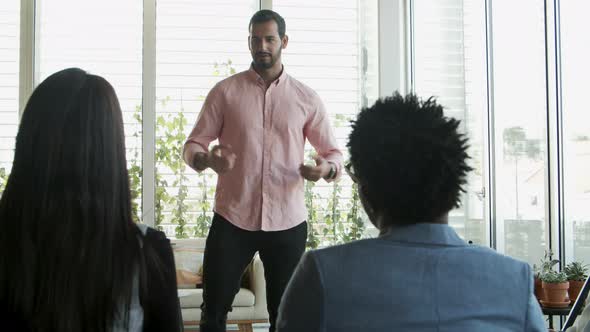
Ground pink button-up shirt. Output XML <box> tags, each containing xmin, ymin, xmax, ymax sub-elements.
<box><xmin>183</xmin><ymin>67</ymin><xmax>343</xmax><ymax>231</ymax></box>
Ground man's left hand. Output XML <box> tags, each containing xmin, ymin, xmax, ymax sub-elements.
<box><xmin>299</xmin><ymin>155</ymin><xmax>331</xmax><ymax>182</ymax></box>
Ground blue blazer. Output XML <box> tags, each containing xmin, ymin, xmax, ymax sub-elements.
<box><xmin>277</xmin><ymin>223</ymin><xmax>546</xmax><ymax>332</ymax></box>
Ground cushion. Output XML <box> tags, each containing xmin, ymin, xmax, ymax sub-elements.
<box><xmin>172</xmin><ymin>238</ymin><xmax>252</xmax><ymax>290</ymax></box>
<box><xmin>172</xmin><ymin>239</ymin><xmax>205</xmax><ymax>289</ymax></box>
<box><xmin>178</xmin><ymin>288</ymin><xmax>256</xmax><ymax>308</ymax></box>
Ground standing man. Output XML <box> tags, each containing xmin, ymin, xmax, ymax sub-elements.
<box><xmin>182</xmin><ymin>9</ymin><xmax>343</xmax><ymax>332</ymax></box>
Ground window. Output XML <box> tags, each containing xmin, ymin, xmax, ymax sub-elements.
<box><xmin>491</xmin><ymin>0</ymin><xmax>548</xmax><ymax>265</ymax></box>
<box><xmin>150</xmin><ymin>0</ymin><xmax>378</xmax><ymax>246</ymax></box>
<box><xmin>411</xmin><ymin>0</ymin><xmax>550</xmax><ymax>264</ymax></box>
<box><xmin>153</xmin><ymin>0</ymin><xmax>378</xmax><ymax>242</ymax></box>
<box><xmin>155</xmin><ymin>0</ymin><xmax>259</xmax><ymax>237</ymax></box>
<box><xmin>19</xmin><ymin>1</ymin><xmax>377</xmax><ymax>244</ymax></box>
<box><xmin>0</xmin><ymin>0</ymin><xmax>19</xmax><ymax>192</ymax></box>
<box><xmin>412</xmin><ymin>0</ymin><xmax>488</xmax><ymax>245</ymax></box>
<box><xmin>272</xmin><ymin>0</ymin><xmax>379</xmax><ymax>245</ymax></box>
<box><xmin>36</xmin><ymin>0</ymin><xmax>144</xmax><ymax>219</ymax></box>
<box><xmin>561</xmin><ymin>1</ymin><xmax>590</xmax><ymax>263</ymax></box>
<box><xmin>8</xmin><ymin>1</ymin><xmax>582</xmax><ymax>266</ymax></box>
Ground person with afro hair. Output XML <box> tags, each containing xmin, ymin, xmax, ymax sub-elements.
<box><xmin>276</xmin><ymin>92</ymin><xmax>546</xmax><ymax>332</ymax></box>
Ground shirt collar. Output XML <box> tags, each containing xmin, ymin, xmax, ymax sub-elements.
<box><xmin>248</xmin><ymin>64</ymin><xmax>287</xmax><ymax>87</ymax></box>
<box><xmin>379</xmin><ymin>223</ymin><xmax>468</xmax><ymax>247</ymax></box>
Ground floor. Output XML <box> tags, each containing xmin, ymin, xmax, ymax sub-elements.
<box><xmin>183</xmin><ymin>322</ymin><xmax>271</xmax><ymax>331</ymax></box>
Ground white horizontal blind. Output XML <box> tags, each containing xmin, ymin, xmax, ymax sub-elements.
<box><xmin>36</xmin><ymin>0</ymin><xmax>144</xmax><ymax>219</ymax></box>
<box><xmin>273</xmin><ymin>0</ymin><xmax>379</xmax><ymax>245</ymax></box>
<box><xmin>412</xmin><ymin>0</ymin><xmax>488</xmax><ymax>245</ymax></box>
<box><xmin>490</xmin><ymin>0</ymin><xmax>548</xmax><ymax>265</ymax></box>
<box><xmin>155</xmin><ymin>0</ymin><xmax>259</xmax><ymax>238</ymax></box>
<box><xmin>0</xmin><ymin>0</ymin><xmax>20</xmax><ymax>190</ymax></box>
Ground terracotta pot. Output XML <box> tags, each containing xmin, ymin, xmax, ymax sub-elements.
<box><xmin>542</xmin><ymin>281</ymin><xmax>570</xmax><ymax>303</ymax></box>
<box><xmin>535</xmin><ymin>278</ymin><xmax>546</xmax><ymax>302</ymax></box>
<box><xmin>568</xmin><ymin>280</ymin><xmax>585</xmax><ymax>303</ymax></box>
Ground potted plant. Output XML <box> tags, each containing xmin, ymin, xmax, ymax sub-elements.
<box><xmin>541</xmin><ymin>270</ymin><xmax>570</xmax><ymax>305</ymax></box>
<box><xmin>564</xmin><ymin>261</ymin><xmax>588</xmax><ymax>303</ymax></box>
<box><xmin>533</xmin><ymin>264</ymin><xmax>544</xmax><ymax>301</ymax></box>
<box><xmin>534</xmin><ymin>250</ymin><xmax>560</xmax><ymax>302</ymax></box>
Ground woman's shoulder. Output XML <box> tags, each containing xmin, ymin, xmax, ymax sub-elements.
<box><xmin>135</xmin><ymin>224</ymin><xmax>172</xmax><ymax>256</ymax></box>
<box><xmin>136</xmin><ymin>224</ymin><xmax>169</xmax><ymax>241</ymax></box>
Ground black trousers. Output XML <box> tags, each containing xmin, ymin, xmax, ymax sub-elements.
<box><xmin>200</xmin><ymin>213</ymin><xmax>307</xmax><ymax>332</ymax></box>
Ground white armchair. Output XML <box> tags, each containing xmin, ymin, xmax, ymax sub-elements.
<box><xmin>173</xmin><ymin>238</ymin><xmax>269</xmax><ymax>332</ymax></box>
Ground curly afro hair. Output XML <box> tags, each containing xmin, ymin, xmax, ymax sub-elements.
<box><xmin>347</xmin><ymin>92</ymin><xmax>472</xmax><ymax>226</ymax></box>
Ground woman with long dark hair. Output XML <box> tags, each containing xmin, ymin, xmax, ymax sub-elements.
<box><xmin>0</xmin><ymin>68</ymin><xmax>182</xmax><ymax>331</ymax></box>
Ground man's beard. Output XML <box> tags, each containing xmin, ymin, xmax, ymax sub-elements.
<box><xmin>253</xmin><ymin>49</ymin><xmax>281</xmax><ymax>69</ymax></box>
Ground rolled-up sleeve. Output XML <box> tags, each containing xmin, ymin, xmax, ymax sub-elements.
<box><xmin>183</xmin><ymin>83</ymin><xmax>224</xmax><ymax>165</ymax></box>
<box><xmin>304</xmin><ymin>97</ymin><xmax>343</xmax><ymax>182</ymax></box>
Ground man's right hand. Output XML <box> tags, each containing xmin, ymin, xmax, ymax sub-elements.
<box><xmin>205</xmin><ymin>144</ymin><xmax>236</xmax><ymax>174</ymax></box>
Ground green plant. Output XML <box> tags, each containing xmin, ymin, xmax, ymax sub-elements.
<box><xmin>304</xmin><ymin>178</ymin><xmax>321</xmax><ymax>249</ymax></box>
<box><xmin>533</xmin><ymin>249</ymin><xmax>560</xmax><ymax>279</ymax></box>
<box><xmin>0</xmin><ymin>167</ymin><xmax>8</xmax><ymax>196</ymax></box>
<box><xmin>128</xmin><ymin>105</ymin><xmax>172</xmax><ymax>229</ymax></box>
<box><xmin>193</xmin><ymin>173</ymin><xmax>214</xmax><ymax>238</ymax></box>
<box><xmin>540</xmin><ymin>270</ymin><xmax>568</xmax><ymax>284</ymax></box>
<box><xmin>303</xmin><ymin>156</ymin><xmax>367</xmax><ymax>247</ymax></box>
<box><xmin>342</xmin><ymin>182</ymin><xmax>365</xmax><ymax>242</ymax></box>
<box><xmin>156</xmin><ymin>98</ymin><xmax>191</xmax><ymax>238</ymax></box>
<box><xmin>213</xmin><ymin>59</ymin><xmax>237</xmax><ymax>77</ymax></box>
<box><xmin>128</xmin><ymin>105</ymin><xmax>143</xmax><ymax>223</ymax></box>
<box><xmin>323</xmin><ymin>180</ymin><xmax>344</xmax><ymax>244</ymax></box>
<box><xmin>565</xmin><ymin>262</ymin><xmax>588</xmax><ymax>281</ymax></box>
<box><xmin>324</xmin><ymin>180</ymin><xmax>368</xmax><ymax>245</ymax></box>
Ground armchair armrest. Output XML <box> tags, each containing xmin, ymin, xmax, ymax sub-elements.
<box><xmin>249</xmin><ymin>255</ymin><xmax>269</xmax><ymax>320</ymax></box>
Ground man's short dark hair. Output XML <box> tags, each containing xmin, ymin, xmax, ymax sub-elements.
<box><xmin>249</xmin><ymin>10</ymin><xmax>286</xmax><ymax>38</ymax></box>
<box><xmin>347</xmin><ymin>92</ymin><xmax>472</xmax><ymax>226</ymax></box>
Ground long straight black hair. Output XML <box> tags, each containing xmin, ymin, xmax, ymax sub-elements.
<box><xmin>0</xmin><ymin>68</ymin><xmax>143</xmax><ymax>331</ymax></box>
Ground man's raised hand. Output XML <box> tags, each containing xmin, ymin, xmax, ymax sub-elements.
<box><xmin>299</xmin><ymin>155</ymin><xmax>331</xmax><ymax>182</ymax></box>
<box><xmin>208</xmin><ymin>144</ymin><xmax>236</xmax><ymax>174</ymax></box>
